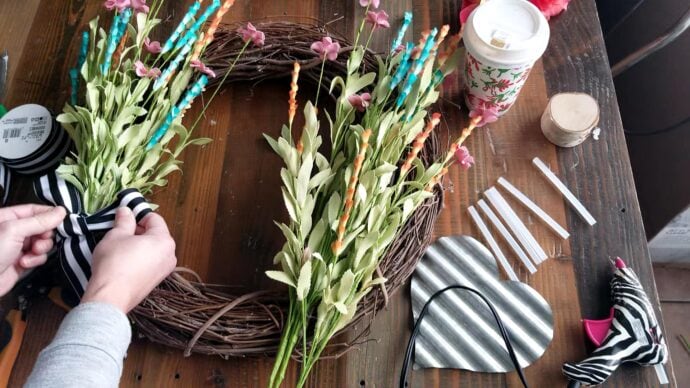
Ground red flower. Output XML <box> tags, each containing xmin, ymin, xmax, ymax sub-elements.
<box><xmin>530</xmin><ymin>0</ymin><xmax>570</xmax><ymax>20</ymax></box>
<box><xmin>496</xmin><ymin>79</ymin><xmax>511</xmax><ymax>91</ymax></box>
<box><xmin>459</xmin><ymin>0</ymin><xmax>480</xmax><ymax>24</ymax></box>
<box><xmin>469</xmin><ymin>106</ymin><xmax>499</xmax><ymax>127</ymax></box>
<box><xmin>134</xmin><ymin>60</ymin><xmax>160</xmax><ymax>79</ymax></box>
<box><xmin>455</xmin><ymin>146</ymin><xmax>475</xmax><ymax>170</ymax></box>
<box><xmin>365</xmin><ymin>10</ymin><xmax>390</xmax><ymax>29</ymax></box>
<box><xmin>190</xmin><ymin>60</ymin><xmax>216</xmax><ymax>78</ymax></box>
<box><xmin>237</xmin><ymin>22</ymin><xmax>266</xmax><ymax>47</ymax></box>
<box><xmin>143</xmin><ymin>38</ymin><xmax>161</xmax><ymax>54</ymax></box>
<box><xmin>462</xmin><ymin>0</ymin><xmax>570</xmax><ymax>23</ymax></box>
<box><xmin>311</xmin><ymin>37</ymin><xmax>341</xmax><ymax>61</ymax></box>
<box><xmin>104</xmin><ymin>0</ymin><xmax>129</xmax><ymax>12</ymax></box>
<box><xmin>130</xmin><ymin>0</ymin><xmax>149</xmax><ymax>14</ymax></box>
<box><xmin>347</xmin><ymin>93</ymin><xmax>372</xmax><ymax>112</ymax></box>
<box><xmin>359</xmin><ymin>0</ymin><xmax>380</xmax><ymax>8</ymax></box>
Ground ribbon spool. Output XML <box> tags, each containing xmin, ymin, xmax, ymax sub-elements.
<box><xmin>0</xmin><ymin>104</ymin><xmax>71</xmax><ymax>202</ymax></box>
<box><xmin>541</xmin><ymin>93</ymin><xmax>599</xmax><ymax>148</ymax></box>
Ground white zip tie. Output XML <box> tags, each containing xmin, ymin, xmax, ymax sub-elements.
<box><xmin>497</xmin><ymin>177</ymin><xmax>570</xmax><ymax>240</ymax></box>
<box><xmin>532</xmin><ymin>157</ymin><xmax>597</xmax><ymax>226</ymax></box>
<box><xmin>485</xmin><ymin>187</ymin><xmax>549</xmax><ymax>264</ymax></box>
<box><xmin>468</xmin><ymin>205</ymin><xmax>520</xmax><ymax>281</ymax></box>
<box><xmin>477</xmin><ymin>200</ymin><xmax>537</xmax><ymax>274</ymax></box>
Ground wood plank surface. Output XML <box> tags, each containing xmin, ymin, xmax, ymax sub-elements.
<box><xmin>0</xmin><ymin>0</ymin><xmax>676</xmax><ymax>387</ymax></box>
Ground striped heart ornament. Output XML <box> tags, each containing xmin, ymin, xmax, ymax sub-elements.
<box><xmin>411</xmin><ymin>235</ymin><xmax>554</xmax><ymax>372</ymax></box>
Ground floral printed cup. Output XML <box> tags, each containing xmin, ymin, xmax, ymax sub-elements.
<box><xmin>463</xmin><ymin>0</ymin><xmax>550</xmax><ymax>115</ymax></box>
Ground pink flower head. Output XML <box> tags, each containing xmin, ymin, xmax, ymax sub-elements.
<box><xmin>130</xmin><ymin>0</ymin><xmax>149</xmax><ymax>13</ymax></box>
<box><xmin>366</xmin><ymin>10</ymin><xmax>390</xmax><ymax>29</ymax></box>
<box><xmin>459</xmin><ymin>0</ymin><xmax>480</xmax><ymax>23</ymax></box>
<box><xmin>134</xmin><ymin>60</ymin><xmax>161</xmax><ymax>79</ymax></box>
<box><xmin>190</xmin><ymin>60</ymin><xmax>216</xmax><ymax>78</ymax></box>
<box><xmin>455</xmin><ymin>146</ymin><xmax>475</xmax><ymax>170</ymax></box>
<box><xmin>143</xmin><ymin>38</ymin><xmax>161</xmax><ymax>54</ymax></box>
<box><xmin>469</xmin><ymin>106</ymin><xmax>499</xmax><ymax>127</ymax></box>
<box><xmin>237</xmin><ymin>22</ymin><xmax>266</xmax><ymax>47</ymax></box>
<box><xmin>311</xmin><ymin>36</ymin><xmax>341</xmax><ymax>61</ymax></box>
<box><xmin>104</xmin><ymin>0</ymin><xmax>130</xmax><ymax>12</ymax></box>
<box><xmin>347</xmin><ymin>93</ymin><xmax>372</xmax><ymax>112</ymax></box>
<box><xmin>530</xmin><ymin>0</ymin><xmax>570</xmax><ymax>20</ymax></box>
<box><xmin>359</xmin><ymin>0</ymin><xmax>380</xmax><ymax>8</ymax></box>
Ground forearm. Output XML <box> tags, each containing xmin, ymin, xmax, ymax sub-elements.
<box><xmin>25</xmin><ymin>302</ymin><xmax>132</xmax><ymax>388</ymax></box>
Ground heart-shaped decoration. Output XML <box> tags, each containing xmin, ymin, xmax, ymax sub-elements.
<box><xmin>411</xmin><ymin>235</ymin><xmax>554</xmax><ymax>372</ymax></box>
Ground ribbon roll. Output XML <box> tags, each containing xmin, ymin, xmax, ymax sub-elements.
<box><xmin>0</xmin><ymin>104</ymin><xmax>72</xmax><ymax>205</ymax></box>
<box><xmin>34</xmin><ymin>173</ymin><xmax>152</xmax><ymax>296</ymax></box>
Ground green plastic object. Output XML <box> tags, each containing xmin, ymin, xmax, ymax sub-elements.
<box><xmin>0</xmin><ymin>105</ymin><xmax>6</xmax><ymax>118</ymax></box>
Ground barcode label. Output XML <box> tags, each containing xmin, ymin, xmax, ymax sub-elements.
<box><xmin>631</xmin><ymin>319</ymin><xmax>649</xmax><ymax>345</ymax></box>
<box><xmin>3</xmin><ymin>129</ymin><xmax>21</xmax><ymax>139</ymax></box>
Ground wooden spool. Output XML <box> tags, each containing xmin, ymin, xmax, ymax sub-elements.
<box><xmin>541</xmin><ymin>92</ymin><xmax>600</xmax><ymax>147</ymax></box>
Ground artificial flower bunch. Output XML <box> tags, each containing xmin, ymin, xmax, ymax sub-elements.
<box><xmin>265</xmin><ymin>2</ymin><xmax>482</xmax><ymax>386</ymax></box>
<box><xmin>57</xmin><ymin>0</ymin><xmax>261</xmax><ymax>213</ymax></box>
<box><xmin>460</xmin><ymin>0</ymin><xmax>571</xmax><ymax>22</ymax></box>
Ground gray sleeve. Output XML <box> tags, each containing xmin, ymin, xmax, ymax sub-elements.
<box><xmin>24</xmin><ymin>302</ymin><xmax>132</xmax><ymax>388</ymax></box>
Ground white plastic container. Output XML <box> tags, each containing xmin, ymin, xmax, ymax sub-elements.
<box><xmin>463</xmin><ymin>0</ymin><xmax>550</xmax><ymax>115</ymax></box>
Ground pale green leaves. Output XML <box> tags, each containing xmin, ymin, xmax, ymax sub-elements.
<box><xmin>296</xmin><ymin>260</ymin><xmax>312</xmax><ymax>301</ymax></box>
<box><xmin>266</xmin><ymin>270</ymin><xmax>296</xmax><ymax>288</ymax></box>
<box><xmin>57</xmin><ymin>13</ymin><xmax>214</xmax><ymax>213</ymax></box>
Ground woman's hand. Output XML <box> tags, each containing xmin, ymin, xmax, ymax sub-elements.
<box><xmin>0</xmin><ymin>205</ymin><xmax>66</xmax><ymax>296</ymax></box>
<box><xmin>82</xmin><ymin>207</ymin><xmax>177</xmax><ymax>313</ymax></box>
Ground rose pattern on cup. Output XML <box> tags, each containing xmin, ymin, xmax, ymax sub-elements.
<box><xmin>464</xmin><ymin>51</ymin><xmax>533</xmax><ymax>114</ymax></box>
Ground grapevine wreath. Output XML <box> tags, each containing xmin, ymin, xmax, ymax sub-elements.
<box><xmin>129</xmin><ymin>21</ymin><xmax>445</xmax><ymax>359</ymax></box>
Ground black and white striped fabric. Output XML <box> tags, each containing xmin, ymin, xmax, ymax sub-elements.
<box><xmin>562</xmin><ymin>262</ymin><xmax>669</xmax><ymax>385</ymax></box>
<box><xmin>411</xmin><ymin>236</ymin><xmax>554</xmax><ymax>372</ymax></box>
<box><xmin>34</xmin><ymin>173</ymin><xmax>152</xmax><ymax>296</ymax></box>
<box><xmin>0</xmin><ymin>104</ymin><xmax>72</xmax><ymax>205</ymax></box>
<box><xmin>0</xmin><ymin>163</ymin><xmax>9</xmax><ymax>204</ymax></box>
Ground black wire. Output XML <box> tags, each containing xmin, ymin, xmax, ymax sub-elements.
<box><xmin>399</xmin><ymin>285</ymin><xmax>529</xmax><ymax>388</ymax></box>
<box><xmin>624</xmin><ymin>114</ymin><xmax>690</xmax><ymax>136</ymax></box>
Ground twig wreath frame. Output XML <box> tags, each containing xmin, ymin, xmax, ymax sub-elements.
<box><xmin>130</xmin><ymin>21</ymin><xmax>444</xmax><ymax>359</ymax></box>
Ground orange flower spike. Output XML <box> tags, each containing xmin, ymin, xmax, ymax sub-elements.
<box><xmin>112</xmin><ymin>30</ymin><xmax>129</xmax><ymax>69</ymax></box>
<box><xmin>332</xmin><ymin>129</ymin><xmax>372</xmax><ymax>255</ymax></box>
<box><xmin>401</xmin><ymin>113</ymin><xmax>442</xmax><ymax>175</ymax></box>
<box><xmin>288</xmin><ymin>62</ymin><xmax>300</xmax><ymax>128</ymax></box>
<box><xmin>438</xmin><ymin>32</ymin><xmax>462</xmax><ymax>67</ymax></box>
<box><xmin>443</xmin><ymin>115</ymin><xmax>481</xmax><ymax>162</ymax></box>
<box><xmin>191</xmin><ymin>0</ymin><xmax>236</xmax><ymax>61</ymax></box>
<box><xmin>433</xmin><ymin>25</ymin><xmax>450</xmax><ymax>53</ymax></box>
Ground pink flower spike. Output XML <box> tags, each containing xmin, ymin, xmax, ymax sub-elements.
<box><xmin>130</xmin><ymin>0</ymin><xmax>149</xmax><ymax>13</ymax></box>
<box><xmin>237</xmin><ymin>22</ymin><xmax>266</xmax><ymax>47</ymax></box>
<box><xmin>104</xmin><ymin>0</ymin><xmax>130</xmax><ymax>12</ymax></box>
<box><xmin>190</xmin><ymin>60</ymin><xmax>216</xmax><ymax>78</ymax></box>
<box><xmin>347</xmin><ymin>93</ymin><xmax>372</xmax><ymax>112</ymax></box>
<box><xmin>366</xmin><ymin>10</ymin><xmax>390</xmax><ymax>29</ymax></box>
<box><xmin>455</xmin><ymin>146</ymin><xmax>475</xmax><ymax>170</ymax></box>
<box><xmin>469</xmin><ymin>106</ymin><xmax>499</xmax><ymax>127</ymax></box>
<box><xmin>134</xmin><ymin>60</ymin><xmax>160</xmax><ymax>79</ymax></box>
<box><xmin>359</xmin><ymin>0</ymin><xmax>380</xmax><ymax>8</ymax></box>
<box><xmin>144</xmin><ymin>38</ymin><xmax>161</xmax><ymax>54</ymax></box>
<box><xmin>310</xmin><ymin>36</ymin><xmax>341</xmax><ymax>61</ymax></box>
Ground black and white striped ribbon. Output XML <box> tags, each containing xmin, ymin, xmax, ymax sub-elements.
<box><xmin>34</xmin><ymin>172</ymin><xmax>152</xmax><ymax>296</ymax></box>
<box><xmin>0</xmin><ymin>105</ymin><xmax>72</xmax><ymax>205</ymax></box>
<box><xmin>0</xmin><ymin>163</ymin><xmax>9</xmax><ymax>204</ymax></box>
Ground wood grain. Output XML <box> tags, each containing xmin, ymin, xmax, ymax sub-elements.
<box><xmin>0</xmin><ymin>0</ymin><xmax>676</xmax><ymax>387</ymax></box>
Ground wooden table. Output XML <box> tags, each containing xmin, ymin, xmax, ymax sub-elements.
<box><xmin>0</xmin><ymin>0</ymin><xmax>676</xmax><ymax>387</ymax></box>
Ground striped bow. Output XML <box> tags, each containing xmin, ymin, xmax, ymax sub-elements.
<box><xmin>34</xmin><ymin>173</ymin><xmax>152</xmax><ymax>296</ymax></box>
<box><xmin>0</xmin><ymin>164</ymin><xmax>9</xmax><ymax>204</ymax></box>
